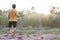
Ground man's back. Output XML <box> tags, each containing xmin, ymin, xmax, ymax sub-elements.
<box><xmin>9</xmin><ymin>9</ymin><xmax>18</xmax><ymax>21</ymax></box>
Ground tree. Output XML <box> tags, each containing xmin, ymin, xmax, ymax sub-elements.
<box><xmin>0</xmin><ymin>10</ymin><xmax>2</xmax><ymax>16</ymax></box>
<box><xmin>19</xmin><ymin>11</ymin><xmax>24</xmax><ymax>17</ymax></box>
<box><xmin>31</xmin><ymin>6</ymin><xmax>35</xmax><ymax>13</ymax></box>
<box><xmin>0</xmin><ymin>10</ymin><xmax>2</xmax><ymax>12</ymax></box>
<box><xmin>26</xmin><ymin>10</ymin><xmax>31</xmax><ymax>15</ymax></box>
<box><xmin>50</xmin><ymin>6</ymin><xmax>56</xmax><ymax>14</ymax></box>
<box><xmin>56</xmin><ymin>7</ymin><xmax>60</xmax><ymax>15</ymax></box>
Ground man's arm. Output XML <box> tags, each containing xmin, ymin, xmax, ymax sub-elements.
<box><xmin>16</xmin><ymin>11</ymin><xmax>24</xmax><ymax>17</ymax></box>
<box><xmin>16</xmin><ymin>12</ymin><xmax>20</xmax><ymax>17</ymax></box>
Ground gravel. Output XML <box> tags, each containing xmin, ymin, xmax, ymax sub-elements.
<box><xmin>0</xmin><ymin>33</ymin><xmax>60</xmax><ymax>40</ymax></box>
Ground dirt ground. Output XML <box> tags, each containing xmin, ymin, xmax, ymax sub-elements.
<box><xmin>0</xmin><ymin>33</ymin><xmax>60</xmax><ymax>40</ymax></box>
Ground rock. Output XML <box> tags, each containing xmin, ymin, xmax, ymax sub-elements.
<box><xmin>17</xmin><ymin>37</ymin><xmax>23</xmax><ymax>40</ymax></box>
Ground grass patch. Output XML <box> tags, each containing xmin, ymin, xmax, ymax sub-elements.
<box><xmin>16</xmin><ymin>27</ymin><xmax>60</xmax><ymax>34</ymax></box>
<box><xmin>0</xmin><ymin>26</ymin><xmax>60</xmax><ymax>34</ymax></box>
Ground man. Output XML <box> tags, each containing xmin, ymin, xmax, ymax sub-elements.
<box><xmin>8</xmin><ymin>4</ymin><xmax>19</xmax><ymax>35</ymax></box>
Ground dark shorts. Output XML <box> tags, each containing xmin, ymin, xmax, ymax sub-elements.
<box><xmin>8</xmin><ymin>21</ymin><xmax>17</xmax><ymax>28</ymax></box>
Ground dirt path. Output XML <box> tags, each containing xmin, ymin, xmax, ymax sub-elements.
<box><xmin>0</xmin><ymin>33</ymin><xmax>60</xmax><ymax>40</ymax></box>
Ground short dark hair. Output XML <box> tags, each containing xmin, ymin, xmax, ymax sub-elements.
<box><xmin>12</xmin><ymin>4</ymin><xmax>16</xmax><ymax>9</ymax></box>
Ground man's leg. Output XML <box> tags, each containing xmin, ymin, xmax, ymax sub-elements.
<box><xmin>12</xmin><ymin>22</ymin><xmax>17</xmax><ymax>35</ymax></box>
<box><xmin>12</xmin><ymin>28</ymin><xmax>16</xmax><ymax>35</ymax></box>
<box><xmin>8</xmin><ymin>21</ymin><xmax>12</xmax><ymax>34</ymax></box>
<box><xmin>5</xmin><ymin>22</ymin><xmax>12</xmax><ymax>37</ymax></box>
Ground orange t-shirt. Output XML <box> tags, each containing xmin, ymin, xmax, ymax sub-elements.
<box><xmin>8</xmin><ymin>9</ymin><xmax>18</xmax><ymax>21</ymax></box>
